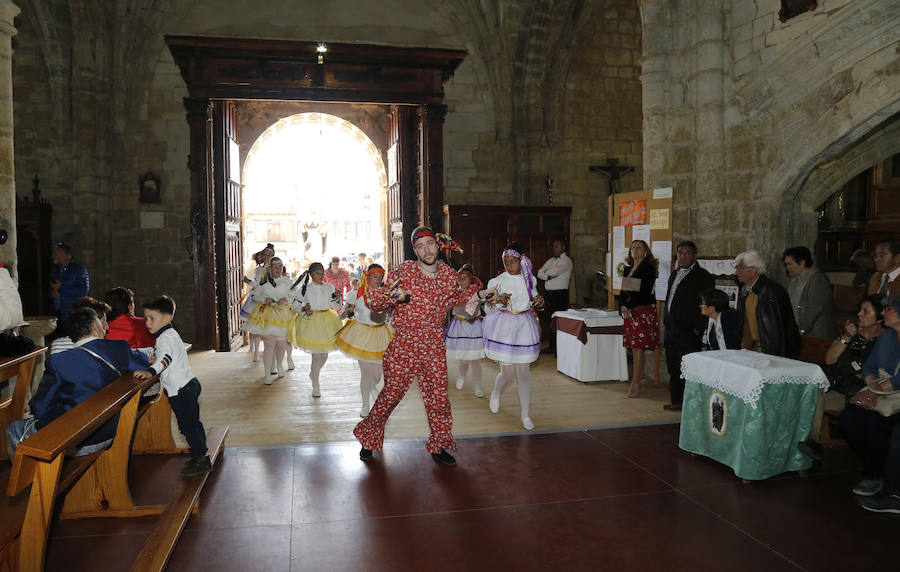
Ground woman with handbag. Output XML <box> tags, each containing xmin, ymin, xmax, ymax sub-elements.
<box><xmin>840</xmin><ymin>293</ymin><xmax>900</xmax><ymax>498</ymax></box>
<box><xmin>619</xmin><ymin>240</ymin><xmax>658</xmax><ymax>398</ymax></box>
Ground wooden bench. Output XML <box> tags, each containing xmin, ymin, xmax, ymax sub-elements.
<box><xmin>131</xmin><ymin>426</ymin><xmax>228</xmax><ymax>572</ymax></box>
<box><xmin>0</xmin><ymin>347</ymin><xmax>48</xmax><ymax>461</ymax></box>
<box><xmin>0</xmin><ymin>373</ymin><xmax>153</xmax><ymax>571</ymax></box>
<box><xmin>797</xmin><ymin>335</ymin><xmax>844</xmax><ymax>447</ymax></box>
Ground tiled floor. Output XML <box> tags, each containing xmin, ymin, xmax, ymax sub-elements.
<box><xmin>44</xmin><ymin>424</ymin><xmax>894</xmax><ymax>571</ymax></box>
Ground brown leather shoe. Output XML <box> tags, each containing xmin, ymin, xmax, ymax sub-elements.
<box><xmin>663</xmin><ymin>403</ymin><xmax>682</xmax><ymax>411</ymax></box>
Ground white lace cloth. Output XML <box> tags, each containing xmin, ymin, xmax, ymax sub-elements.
<box><xmin>552</xmin><ymin>308</ymin><xmax>622</xmax><ymax>327</ymax></box>
<box><xmin>681</xmin><ymin>349</ymin><xmax>829</xmax><ymax>409</ymax></box>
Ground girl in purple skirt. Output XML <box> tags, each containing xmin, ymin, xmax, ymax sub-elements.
<box><xmin>479</xmin><ymin>243</ymin><xmax>545</xmax><ymax>430</ymax></box>
<box><xmin>445</xmin><ymin>264</ymin><xmax>486</xmax><ymax>397</ymax></box>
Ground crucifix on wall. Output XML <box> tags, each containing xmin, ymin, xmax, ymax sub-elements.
<box><xmin>589</xmin><ymin>158</ymin><xmax>635</xmax><ymax>196</ymax></box>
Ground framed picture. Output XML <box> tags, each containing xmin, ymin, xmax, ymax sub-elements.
<box><xmin>139</xmin><ymin>171</ymin><xmax>161</xmax><ymax>203</ymax></box>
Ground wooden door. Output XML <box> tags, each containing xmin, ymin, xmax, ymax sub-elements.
<box><xmin>213</xmin><ymin>100</ymin><xmax>244</xmax><ymax>351</ymax></box>
<box><xmin>387</xmin><ymin>106</ymin><xmax>419</xmax><ymax>269</ymax></box>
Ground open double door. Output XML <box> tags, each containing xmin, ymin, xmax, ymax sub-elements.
<box><xmin>168</xmin><ymin>36</ymin><xmax>464</xmax><ymax>350</ymax></box>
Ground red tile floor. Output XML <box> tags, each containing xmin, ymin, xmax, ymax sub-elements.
<box><xmin>38</xmin><ymin>423</ymin><xmax>893</xmax><ymax>571</ymax></box>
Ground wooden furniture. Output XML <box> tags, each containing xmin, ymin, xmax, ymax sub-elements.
<box><xmin>131</xmin><ymin>426</ymin><xmax>227</xmax><ymax>572</ymax></box>
<box><xmin>796</xmin><ymin>334</ymin><xmax>846</xmax><ymax>448</ymax></box>
<box><xmin>0</xmin><ymin>347</ymin><xmax>47</xmax><ymax>461</ymax></box>
<box><xmin>0</xmin><ymin>371</ymin><xmax>228</xmax><ymax>571</ymax></box>
<box><xmin>442</xmin><ymin>205</ymin><xmax>571</xmax><ymax>281</ymax></box>
<box><xmin>14</xmin><ymin>187</ymin><xmax>53</xmax><ymax>317</ymax></box>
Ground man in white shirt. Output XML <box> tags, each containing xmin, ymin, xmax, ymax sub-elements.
<box><xmin>537</xmin><ymin>238</ymin><xmax>573</xmax><ymax>355</ymax></box>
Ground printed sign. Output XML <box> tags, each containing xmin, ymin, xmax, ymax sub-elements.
<box><xmin>619</xmin><ymin>200</ymin><xmax>647</xmax><ymax>226</ymax></box>
<box><xmin>650</xmin><ymin>209</ymin><xmax>669</xmax><ymax>230</ymax></box>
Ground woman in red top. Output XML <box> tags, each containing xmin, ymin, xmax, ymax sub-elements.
<box><xmin>104</xmin><ymin>287</ymin><xmax>155</xmax><ymax>348</ymax></box>
<box><xmin>323</xmin><ymin>256</ymin><xmax>351</xmax><ymax>295</ymax></box>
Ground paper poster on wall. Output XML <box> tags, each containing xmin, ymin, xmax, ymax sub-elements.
<box><xmin>651</xmin><ymin>240</ymin><xmax>672</xmax><ymax>301</ymax></box>
<box><xmin>619</xmin><ymin>200</ymin><xmax>647</xmax><ymax>226</ymax></box>
<box><xmin>653</xmin><ymin>187</ymin><xmax>673</xmax><ymax>199</ymax></box>
<box><xmin>650</xmin><ymin>209</ymin><xmax>669</xmax><ymax>230</ymax></box>
<box><xmin>716</xmin><ymin>285</ymin><xmax>739</xmax><ymax>309</ymax></box>
<box><xmin>612</xmin><ymin>248</ymin><xmax>629</xmax><ymax>291</ymax></box>
<box><xmin>612</xmin><ymin>225</ymin><xmax>625</xmax><ymax>250</ymax></box>
<box><xmin>632</xmin><ymin>224</ymin><xmax>651</xmax><ymax>246</ymax></box>
<box><xmin>698</xmin><ymin>259</ymin><xmax>736</xmax><ymax>276</ymax></box>
<box><xmin>606</xmin><ymin>251</ymin><xmax>611</xmax><ymax>276</ymax></box>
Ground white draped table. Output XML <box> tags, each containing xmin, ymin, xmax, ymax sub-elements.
<box><xmin>552</xmin><ymin>309</ymin><xmax>628</xmax><ymax>382</ymax></box>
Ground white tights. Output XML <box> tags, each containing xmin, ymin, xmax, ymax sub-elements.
<box><xmin>310</xmin><ymin>353</ymin><xmax>329</xmax><ymax>388</ymax></box>
<box><xmin>262</xmin><ymin>336</ymin><xmax>287</xmax><ymax>377</ymax></box>
<box><xmin>249</xmin><ymin>333</ymin><xmax>261</xmax><ymax>358</ymax></box>
<box><xmin>493</xmin><ymin>363</ymin><xmax>532</xmax><ymax>420</ymax></box>
<box><xmin>458</xmin><ymin>359</ymin><xmax>483</xmax><ymax>393</ymax></box>
<box><xmin>358</xmin><ymin>361</ymin><xmax>383</xmax><ymax>413</ymax></box>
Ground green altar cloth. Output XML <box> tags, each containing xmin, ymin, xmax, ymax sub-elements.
<box><xmin>679</xmin><ymin>380</ymin><xmax>819</xmax><ymax>480</ymax></box>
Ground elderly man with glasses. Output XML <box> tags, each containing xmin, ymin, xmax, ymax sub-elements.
<box><xmin>734</xmin><ymin>250</ymin><xmax>801</xmax><ymax>357</ymax></box>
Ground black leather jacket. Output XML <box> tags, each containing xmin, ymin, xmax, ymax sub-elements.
<box><xmin>740</xmin><ymin>274</ymin><xmax>801</xmax><ymax>357</ymax></box>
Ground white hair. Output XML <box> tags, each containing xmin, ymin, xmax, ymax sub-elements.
<box><xmin>735</xmin><ymin>250</ymin><xmax>767</xmax><ymax>274</ymax></box>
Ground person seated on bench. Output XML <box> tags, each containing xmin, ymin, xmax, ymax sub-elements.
<box><xmin>49</xmin><ymin>296</ymin><xmax>112</xmax><ymax>356</ymax></box>
<box><xmin>133</xmin><ymin>296</ymin><xmax>212</xmax><ymax>477</ymax></box>
<box><xmin>798</xmin><ymin>294</ymin><xmax>885</xmax><ymax>460</ymax></box>
<box><xmin>699</xmin><ymin>288</ymin><xmax>741</xmax><ymax>350</ymax></box>
<box><xmin>6</xmin><ymin>307</ymin><xmax>149</xmax><ymax>457</ymax></box>
<box><xmin>104</xmin><ymin>286</ymin><xmax>155</xmax><ymax>349</ymax></box>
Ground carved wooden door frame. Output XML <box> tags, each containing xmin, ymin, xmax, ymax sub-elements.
<box><xmin>167</xmin><ymin>36</ymin><xmax>464</xmax><ymax>349</ymax></box>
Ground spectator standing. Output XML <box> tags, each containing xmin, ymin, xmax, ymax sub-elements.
<box><xmin>323</xmin><ymin>256</ymin><xmax>351</xmax><ymax>295</ymax></box>
<box><xmin>49</xmin><ymin>242</ymin><xmax>89</xmax><ymax>320</ymax></box>
<box><xmin>734</xmin><ymin>250</ymin><xmax>801</xmax><ymax>357</ymax></box>
<box><xmin>619</xmin><ymin>240</ymin><xmax>658</xmax><ymax>398</ymax></box>
<box><xmin>868</xmin><ymin>239</ymin><xmax>900</xmax><ymax>296</ymax></box>
<box><xmin>663</xmin><ymin>241</ymin><xmax>714</xmax><ymax>410</ymax></box>
<box><xmin>782</xmin><ymin>245</ymin><xmax>836</xmax><ymax>338</ymax></box>
<box><xmin>536</xmin><ymin>238</ymin><xmax>573</xmax><ymax>355</ymax></box>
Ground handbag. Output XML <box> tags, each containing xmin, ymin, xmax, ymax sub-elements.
<box><xmin>621</xmin><ymin>277</ymin><xmax>642</xmax><ymax>292</ymax></box>
<box><xmin>850</xmin><ymin>364</ymin><xmax>900</xmax><ymax>417</ymax></box>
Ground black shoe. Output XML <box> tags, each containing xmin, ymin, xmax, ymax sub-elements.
<box><xmin>431</xmin><ymin>449</ymin><xmax>456</xmax><ymax>466</ymax></box>
<box><xmin>797</xmin><ymin>439</ymin><xmax>824</xmax><ymax>461</ymax></box>
<box><xmin>359</xmin><ymin>448</ymin><xmax>373</xmax><ymax>462</ymax></box>
<box><xmin>181</xmin><ymin>455</ymin><xmax>213</xmax><ymax>477</ymax></box>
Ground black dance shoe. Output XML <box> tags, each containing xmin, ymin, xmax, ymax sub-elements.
<box><xmin>359</xmin><ymin>448</ymin><xmax>374</xmax><ymax>462</ymax></box>
<box><xmin>430</xmin><ymin>449</ymin><xmax>456</xmax><ymax>466</ymax></box>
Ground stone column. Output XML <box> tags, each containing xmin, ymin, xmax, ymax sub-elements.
<box><xmin>640</xmin><ymin>0</ymin><xmax>674</xmax><ymax>188</ymax></box>
<box><xmin>0</xmin><ymin>1</ymin><xmax>19</xmax><ymax>278</ymax></box>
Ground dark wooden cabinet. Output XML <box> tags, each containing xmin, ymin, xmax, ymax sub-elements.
<box><xmin>15</xmin><ymin>190</ymin><xmax>53</xmax><ymax>316</ymax></box>
<box><xmin>442</xmin><ymin>204</ymin><xmax>571</xmax><ymax>282</ymax></box>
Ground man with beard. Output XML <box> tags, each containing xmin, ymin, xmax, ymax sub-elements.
<box><xmin>353</xmin><ymin>227</ymin><xmax>479</xmax><ymax>465</ymax></box>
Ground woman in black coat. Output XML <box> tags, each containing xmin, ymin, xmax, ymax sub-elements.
<box><xmin>619</xmin><ymin>240</ymin><xmax>658</xmax><ymax>397</ymax></box>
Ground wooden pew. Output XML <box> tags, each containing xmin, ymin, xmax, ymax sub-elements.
<box><xmin>0</xmin><ymin>374</ymin><xmax>153</xmax><ymax>571</ymax></box>
<box><xmin>0</xmin><ymin>347</ymin><xmax>48</xmax><ymax>461</ymax></box>
<box><xmin>796</xmin><ymin>335</ymin><xmax>844</xmax><ymax>447</ymax></box>
<box><xmin>131</xmin><ymin>426</ymin><xmax>228</xmax><ymax>572</ymax></box>
<box><xmin>131</xmin><ymin>342</ymin><xmax>193</xmax><ymax>455</ymax></box>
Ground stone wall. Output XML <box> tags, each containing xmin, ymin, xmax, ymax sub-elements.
<box><xmin>641</xmin><ymin>0</ymin><xmax>900</xmax><ymax>272</ymax></box>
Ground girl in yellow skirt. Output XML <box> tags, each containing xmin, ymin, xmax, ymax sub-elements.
<box><xmin>288</xmin><ymin>262</ymin><xmax>343</xmax><ymax>397</ymax></box>
<box><xmin>336</xmin><ymin>264</ymin><xmax>393</xmax><ymax>417</ymax></box>
<box><xmin>242</xmin><ymin>257</ymin><xmax>297</xmax><ymax>385</ymax></box>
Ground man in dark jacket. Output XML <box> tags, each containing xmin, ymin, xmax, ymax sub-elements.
<box><xmin>663</xmin><ymin>241</ymin><xmax>715</xmax><ymax>410</ymax></box>
<box><xmin>735</xmin><ymin>250</ymin><xmax>801</xmax><ymax>357</ymax></box>
<box><xmin>6</xmin><ymin>307</ymin><xmax>148</xmax><ymax>457</ymax></box>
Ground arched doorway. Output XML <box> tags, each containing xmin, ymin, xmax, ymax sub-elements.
<box><xmin>241</xmin><ymin>112</ymin><xmax>388</xmax><ymax>276</ymax></box>
<box><xmin>167</xmin><ymin>36</ymin><xmax>465</xmax><ymax>350</ymax></box>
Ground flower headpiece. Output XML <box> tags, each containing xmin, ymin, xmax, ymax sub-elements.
<box><xmin>501</xmin><ymin>249</ymin><xmax>534</xmax><ymax>300</ymax></box>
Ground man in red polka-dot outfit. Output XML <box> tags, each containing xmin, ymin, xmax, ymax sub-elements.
<box><xmin>354</xmin><ymin>227</ymin><xmax>479</xmax><ymax>465</ymax></box>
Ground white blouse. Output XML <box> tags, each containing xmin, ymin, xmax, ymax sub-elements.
<box><xmin>292</xmin><ymin>281</ymin><xmax>341</xmax><ymax>312</ymax></box>
<box><xmin>343</xmin><ymin>289</ymin><xmax>389</xmax><ymax>326</ymax></box>
<box><xmin>486</xmin><ymin>272</ymin><xmax>537</xmax><ymax>313</ymax></box>
<box><xmin>252</xmin><ymin>276</ymin><xmax>296</xmax><ymax>305</ymax></box>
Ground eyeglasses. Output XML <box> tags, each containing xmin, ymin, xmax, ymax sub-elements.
<box><xmin>734</xmin><ymin>265</ymin><xmax>755</xmax><ymax>272</ymax></box>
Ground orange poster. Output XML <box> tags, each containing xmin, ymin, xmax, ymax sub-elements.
<box><xmin>619</xmin><ymin>200</ymin><xmax>647</xmax><ymax>226</ymax></box>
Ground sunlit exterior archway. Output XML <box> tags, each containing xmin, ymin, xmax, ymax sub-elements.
<box><xmin>242</xmin><ymin>113</ymin><xmax>388</xmax><ymax>276</ymax></box>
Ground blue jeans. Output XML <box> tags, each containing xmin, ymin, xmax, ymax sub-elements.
<box><xmin>168</xmin><ymin>378</ymin><xmax>208</xmax><ymax>458</ymax></box>
<box><xmin>7</xmin><ymin>417</ymin><xmax>113</xmax><ymax>458</ymax></box>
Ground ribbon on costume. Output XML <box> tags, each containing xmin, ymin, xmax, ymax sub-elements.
<box><xmin>357</xmin><ymin>267</ymin><xmax>386</xmax><ymax>299</ymax></box>
<box><xmin>435</xmin><ymin>232</ymin><xmax>464</xmax><ymax>254</ymax></box>
<box><xmin>501</xmin><ymin>248</ymin><xmax>535</xmax><ymax>301</ymax></box>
